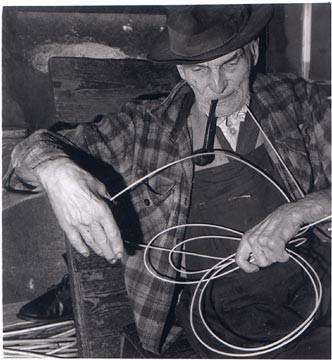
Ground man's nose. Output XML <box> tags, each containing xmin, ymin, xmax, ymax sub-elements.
<box><xmin>209</xmin><ymin>68</ymin><xmax>228</xmax><ymax>94</ymax></box>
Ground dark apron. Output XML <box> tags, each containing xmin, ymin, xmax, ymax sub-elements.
<box><xmin>177</xmin><ymin>144</ymin><xmax>331</xmax><ymax>359</ymax></box>
<box><xmin>185</xmin><ymin>144</ymin><xmax>285</xmax><ymax>273</ymax></box>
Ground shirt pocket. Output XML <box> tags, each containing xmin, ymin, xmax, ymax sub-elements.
<box><xmin>134</xmin><ymin>168</ymin><xmax>176</xmax><ymax>208</ymax></box>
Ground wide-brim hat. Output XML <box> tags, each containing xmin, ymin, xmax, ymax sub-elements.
<box><xmin>148</xmin><ymin>4</ymin><xmax>273</xmax><ymax>64</ymax></box>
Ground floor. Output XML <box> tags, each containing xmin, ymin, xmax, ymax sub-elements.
<box><xmin>3</xmin><ymin>302</ymin><xmax>26</xmax><ymax>327</ymax></box>
<box><xmin>3</xmin><ymin>302</ymin><xmax>78</xmax><ymax>358</ymax></box>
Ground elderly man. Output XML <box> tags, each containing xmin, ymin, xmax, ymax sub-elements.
<box><xmin>7</xmin><ymin>4</ymin><xmax>331</xmax><ymax>358</ymax></box>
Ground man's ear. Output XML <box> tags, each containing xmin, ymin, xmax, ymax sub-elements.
<box><xmin>176</xmin><ymin>65</ymin><xmax>186</xmax><ymax>80</ymax></box>
<box><xmin>249</xmin><ymin>39</ymin><xmax>260</xmax><ymax>66</ymax></box>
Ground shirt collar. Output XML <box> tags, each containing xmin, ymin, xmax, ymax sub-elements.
<box><xmin>217</xmin><ymin>97</ymin><xmax>250</xmax><ymax>127</ymax></box>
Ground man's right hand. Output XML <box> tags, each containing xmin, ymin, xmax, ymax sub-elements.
<box><xmin>35</xmin><ymin>157</ymin><xmax>123</xmax><ymax>263</ymax></box>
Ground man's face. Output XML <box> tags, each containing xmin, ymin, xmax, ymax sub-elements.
<box><xmin>177</xmin><ymin>40</ymin><xmax>259</xmax><ymax>117</ymax></box>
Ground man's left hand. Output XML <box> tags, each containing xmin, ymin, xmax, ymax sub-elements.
<box><xmin>235</xmin><ymin>189</ymin><xmax>330</xmax><ymax>272</ymax></box>
<box><xmin>235</xmin><ymin>203</ymin><xmax>302</xmax><ymax>272</ymax></box>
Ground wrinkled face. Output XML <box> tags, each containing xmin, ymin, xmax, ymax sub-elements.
<box><xmin>177</xmin><ymin>40</ymin><xmax>259</xmax><ymax>117</ymax></box>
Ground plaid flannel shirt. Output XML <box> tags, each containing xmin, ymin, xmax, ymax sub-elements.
<box><xmin>8</xmin><ymin>73</ymin><xmax>331</xmax><ymax>354</ymax></box>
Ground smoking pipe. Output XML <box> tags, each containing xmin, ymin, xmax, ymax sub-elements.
<box><xmin>193</xmin><ymin>99</ymin><xmax>218</xmax><ymax>166</ymax></box>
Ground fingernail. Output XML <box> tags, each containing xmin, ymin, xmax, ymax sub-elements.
<box><xmin>116</xmin><ymin>252</ymin><xmax>123</xmax><ymax>260</ymax></box>
<box><xmin>82</xmin><ymin>251</ymin><xmax>89</xmax><ymax>257</ymax></box>
<box><xmin>110</xmin><ymin>258</ymin><xmax>117</xmax><ymax>264</ymax></box>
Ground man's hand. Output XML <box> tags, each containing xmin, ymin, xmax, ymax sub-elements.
<box><xmin>35</xmin><ymin>158</ymin><xmax>123</xmax><ymax>263</ymax></box>
<box><xmin>235</xmin><ymin>189</ymin><xmax>331</xmax><ymax>272</ymax></box>
<box><xmin>235</xmin><ymin>203</ymin><xmax>301</xmax><ymax>272</ymax></box>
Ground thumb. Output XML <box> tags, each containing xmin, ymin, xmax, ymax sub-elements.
<box><xmin>94</xmin><ymin>181</ymin><xmax>115</xmax><ymax>204</ymax></box>
<box><xmin>235</xmin><ymin>239</ymin><xmax>259</xmax><ymax>273</ymax></box>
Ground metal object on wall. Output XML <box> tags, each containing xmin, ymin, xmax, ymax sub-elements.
<box><xmin>301</xmin><ymin>3</ymin><xmax>312</xmax><ymax>79</ymax></box>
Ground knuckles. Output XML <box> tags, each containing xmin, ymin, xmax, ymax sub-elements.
<box><xmin>246</xmin><ymin>235</ymin><xmax>258</xmax><ymax>247</ymax></box>
<box><xmin>108</xmin><ymin>229</ymin><xmax>121</xmax><ymax>240</ymax></box>
<box><xmin>266</xmin><ymin>238</ymin><xmax>279</xmax><ymax>250</ymax></box>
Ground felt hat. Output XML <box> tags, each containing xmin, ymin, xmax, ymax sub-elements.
<box><xmin>147</xmin><ymin>4</ymin><xmax>273</xmax><ymax>64</ymax></box>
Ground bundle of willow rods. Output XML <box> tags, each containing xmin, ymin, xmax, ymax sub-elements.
<box><xmin>3</xmin><ymin>319</ymin><xmax>77</xmax><ymax>358</ymax></box>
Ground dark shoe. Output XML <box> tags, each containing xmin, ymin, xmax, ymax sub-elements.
<box><xmin>17</xmin><ymin>274</ymin><xmax>73</xmax><ymax>322</ymax></box>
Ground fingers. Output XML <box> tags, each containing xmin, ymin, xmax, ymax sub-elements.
<box><xmin>43</xmin><ymin>161</ymin><xmax>125</xmax><ymax>262</ymax></box>
<box><xmin>100</xmin><ymin>212</ymin><xmax>124</xmax><ymax>259</ymax></box>
<box><xmin>63</xmin><ymin>224</ymin><xmax>90</xmax><ymax>257</ymax></box>
<box><xmin>251</xmin><ymin>244</ymin><xmax>270</xmax><ymax>267</ymax></box>
<box><xmin>55</xmin><ymin>190</ymin><xmax>123</xmax><ymax>262</ymax></box>
<box><xmin>249</xmin><ymin>229</ymin><xmax>290</xmax><ymax>264</ymax></box>
<box><xmin>236</xmin><ymin>213</ymin><xmax>292</xmax><ymax>272</ymax></box>
<box><xmin>76</xmin><ymin>203</ymin><xmax>123</xmax><ymax>263</ymax></box>
<box><xmin>86</xmin><ymin>184</ymin><xmax>123</xmax><ymax>260</ymax></box>
<box><xmin>236</xmin><ymin>230</ymin><xmax>292</xmax><ymax>273</ymax></box>
<box><xmin>276</xmin><ymin>250</ymin><xmax>290</xmax><ymax>263</ymax></box>
<box><xmin>236</xmin><ymin>235</ymin><xmax>288</xmax><ymax>273</ymax></box>
<box><xmin>94</xmin><ymin>181</ymin><xmax>112</xmax><ymax>201</ymax></box>
<box><xmin>90</xmin><ymin>222</ymin><xmax>117</xmax><ymax>262</ymax></box>
<box><xmin>248</xmin><ymin>232</ymin><xmax>282</xmax><ymax>267</ymax></box>
<box><xmin>79</xmin><ymin>225</ymin><xmax>104</xmax><ymax>257</ymax></box>
<box><xmin>235</xmin><ymin>239</ymin><xmax>259</xmax><ymax>273</ymax></box>
<box><xmin>65</xmin><ymin>216</ymin><xmax>123</xmax><ymax>263</ymax></box>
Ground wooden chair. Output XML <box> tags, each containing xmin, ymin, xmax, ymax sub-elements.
<box><xmin>49</xmin><ymin>57</ymin><xmax>180</xmax><ymax>124</ymax></box>
<box><xmin>48</xmin><ymin>57</ymin><xmax>195</xmax><ymax>358</ymax></box>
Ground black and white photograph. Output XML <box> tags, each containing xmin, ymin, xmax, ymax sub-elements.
<box><xmin>2</xmin><ymin>2</ymin><xmax>331</xmax><ymax>358</ymax></box>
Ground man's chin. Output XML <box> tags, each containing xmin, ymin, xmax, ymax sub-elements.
<box><xmin>215</xmin><ymin>101</ymin><xmax>243</xmax><ymax>117</ymax></box>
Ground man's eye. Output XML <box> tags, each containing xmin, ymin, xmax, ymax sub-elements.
<box><xmin>224</xmin><ymin>60</ymin><xmax>238</xmax><ymax>68</ymax></box>
<box><xmin>224</xmin><ymin>56</ymin><xmax>240</xmax><ymax>68</ymax></box>
<box><xmin>191</xmin><ymin>67</ymin><xmax>205</xmax><ymax>72</ymax></box>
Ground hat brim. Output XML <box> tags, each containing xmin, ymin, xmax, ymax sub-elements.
<box><xmin>147</xmin><ymin>5</ymin><xmax>273</xmax><ymax>64</ymax></box>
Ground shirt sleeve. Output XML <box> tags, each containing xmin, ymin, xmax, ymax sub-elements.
<box><xmin>293</xmin><ymin>78</ymin><xmax>331</xmax><ymax>190</ymax></box>
<box><xmin>4</xmin><ymin>103</ymin><xmax>137</xmax><ymax>192</ymax></box>
<box><xmin>300</xmin><ymin>81</ymin><xmax>331</xmax><ymax>240</ymax></box>
<box><xmin>306</xmin><ymin>81</ymin><xmax>331</xmax><ymax>185</ymax></box>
